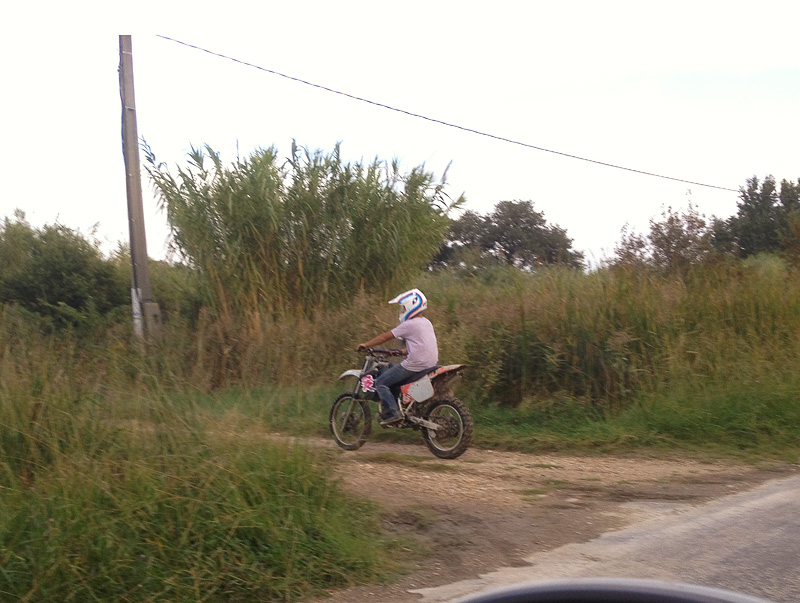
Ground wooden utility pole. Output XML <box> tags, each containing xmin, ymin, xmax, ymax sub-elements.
<box><xmin>119</xmin><ymin>35</ymin><xmax>160</xmax><ymax>340</ymax></box>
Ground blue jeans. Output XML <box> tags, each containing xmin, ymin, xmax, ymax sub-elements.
<box><xmin>374</xmin><ymin>363</ymin><xmax>415</xmax><ymax>417</ymax></box>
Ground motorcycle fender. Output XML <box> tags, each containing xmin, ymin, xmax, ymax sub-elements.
<box><xmin>430</xmin><ymin>364</ymin><xmax>467</xmax><ymax>377</ymax></box>
<box><xmin>338</xmin><ymin>369</ymin><xmax>362</xmax><ymax>381</ymax></box>
<box><xmin>405</xmin><ymin>375</ymin><xmax>434</xmax><ymax>403</ymax></box>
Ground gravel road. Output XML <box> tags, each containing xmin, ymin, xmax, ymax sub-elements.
<box><xmin>305</xmin><ymin>438</ymin><xmax>797</xmax><ymax>603</ymax></box>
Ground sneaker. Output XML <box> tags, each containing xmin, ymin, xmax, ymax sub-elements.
<box><xmin>378</xmin><ymin>399</ymin><xmax>403</xmax><ymax>426</ymax></box>
<box><xmin>379</xmin><ymin>411</ymin><xmax>403</xmax><ymax>426</ymax></box>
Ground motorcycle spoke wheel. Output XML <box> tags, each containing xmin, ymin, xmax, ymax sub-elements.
<box><xmin>330</xmin><ymin>393</ymin><xmax>372</xmax><ymax>451</ymax></box>
<box><xmin>422</xmin><ymin>398</ymin><xmax>473</xmax><ymax>459</ymax></box>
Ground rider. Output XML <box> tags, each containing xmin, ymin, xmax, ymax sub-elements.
<box><xmin>357</xmin><ymin>288</ymin><xmax>438</xmax><ymax>425</ymax></box>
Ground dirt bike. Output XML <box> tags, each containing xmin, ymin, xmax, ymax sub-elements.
<box><xmin>330</xmin><ymin>348</ymin><xmax>473</xmax><ymax>459</ymax></box>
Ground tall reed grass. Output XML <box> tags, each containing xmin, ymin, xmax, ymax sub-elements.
<box><xmin>428</xmin><ymin>260</ymin><xmax>800</xmax><ymax>406</ymax></box>
<box><xmin>0</xmin><ymin>307</ymin><xmax>394</xmax><ymax>601</ymax></box>
<box><xmin>13</xmin><ymin>255</ymin><xmax>792</xmax><ymax>412</ymax></box>
<box><xmin>145</xmin><ymin>143</ymin><xmax>453</xmax><ymax>319</ymax></box>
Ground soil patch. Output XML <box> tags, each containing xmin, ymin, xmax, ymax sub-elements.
<box><xmin>308</xmin><ymin>438</ymin><xmax>797</xmax><ymax>603</ymax></box>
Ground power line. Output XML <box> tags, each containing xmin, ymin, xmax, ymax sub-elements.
<box><xmin>156</xmin><ymin>35</ymin><xmax>739</xmax><ymax>193</ymax></box>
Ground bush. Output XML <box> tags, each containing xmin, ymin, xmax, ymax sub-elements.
<box><xmin>0</xmin><ymin>391</ymin><xmax>389</xmax><ymax>601</ymax></box>
<box><xmin>0</xmin><ymin>213</ymin><xmax>128</xmax><ymax>329</ymax></box>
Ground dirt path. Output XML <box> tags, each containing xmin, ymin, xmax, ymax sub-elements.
<box><xmin>308</xmin><ymin>437</ymin><xmax>797</xmax><ymax>603</ymax></box>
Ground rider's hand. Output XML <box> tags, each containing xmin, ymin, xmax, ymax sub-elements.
<box><xmin>356</xmin><ymin>344</ymin><xmax>367</xmax><ymax>352</ymax></box>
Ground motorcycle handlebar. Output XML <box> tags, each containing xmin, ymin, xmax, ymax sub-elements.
<box><xmin>360</xmin><ymin>347</ymin><xmax>403</xmax><ymax>357</ymax></box>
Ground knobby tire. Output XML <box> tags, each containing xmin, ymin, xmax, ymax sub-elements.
<box><xmin>422</xmin><ymin>397</ymin><xmax>473</xmax><ymax>459</ymax></box>
<box><xmin>330</xmin><ymin>392</ymin><xmax>372</xmax><ymax>451</ymax></box>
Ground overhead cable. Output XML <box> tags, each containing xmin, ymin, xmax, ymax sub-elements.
<box><xmin>156</xmin><ymin>35</ymin><xmax>738</xmax><ymax>193</ymax></box>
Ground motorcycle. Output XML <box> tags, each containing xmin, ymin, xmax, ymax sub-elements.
<box><xmin>330</xmin><ymin>348</ymin><xmax>473</xmax><ymax>459</ymax></box>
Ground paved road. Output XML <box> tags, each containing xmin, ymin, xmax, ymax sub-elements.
<box><xmin>412</xmin><ymin>474</ymin><xmax>800</xmax><ymax>603</ymax></box>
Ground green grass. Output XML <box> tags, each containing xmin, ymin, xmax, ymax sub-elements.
<box><xmin>615</xmin><ymin>378</ymin><xmax>800</xmax><ymax>460</ymax></box>
<box><xmin>464</xmin><ymin>376</ymin><xmax>800</xmax><ymax>461</ymax></box>
<box><xmin>517</xmin><ymin>488</ymin><xmax>548</xmax><ymax>496</ymax></box>
<box><xmin>0</xmin><ymin>380</ymin><xmax>796</xmax><ymax>602</ymax></box>
<box><xmin>176</xmin><ymin>377</ymin><xmax>800</xmax><ymax>462</ymax></box>
<box><xmin>3</xmin><ymin>257</ymin><xmax>800</xmax><ymax>599</ymax></box>
<box><xmin>0</xmin><ymin>391</ymin><xmax>401</xmax><ymax>602</ymax></box>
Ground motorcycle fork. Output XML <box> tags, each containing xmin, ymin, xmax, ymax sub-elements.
<box><xmin>339</xmin><ymin>357</ymin><xmax>373</xmax><ymax>431</ymax></box>
<box><xmin>350</xmin><ymin>356</ymin><xmax>373</xmax><ymax>396</ymax></box>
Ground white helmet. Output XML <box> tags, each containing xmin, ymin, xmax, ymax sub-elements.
<box><xmin>388</xmin><ymin>289</ymin><xmax>428</xmax><ymax>322</ymax></box>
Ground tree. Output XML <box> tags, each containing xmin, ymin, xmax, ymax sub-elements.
<box><xmin>437</xmin><ymin>200</ymin><xmax>584</xmax><ymax>269</ymax></box>
<box><xmin>731</xmin><ymin>175</ymin><xmax>781</xmax><ymax>257</ymax></box>
<box><xmin>648</xmin><ymin>204</ymin><xmax>711</xmax><ymax>273</ymax></box>
<box><xmin>777</xmin><ymin>178</ymin><xmax>800</xmax><ymax>263</ymax></box>
<box><xmin>781</xmin><ymin>210</ymin><xmax>800</xmax><ymax>264</ymax></box>
<box><xmin>708</xmin><ymin>215</ymin><xmax>738</xmax><ymax>256</ymax></box>
<box><xmin>613</xmin><ymin>204</ymin><xmax>712</xmax><ymax>274</ymax></box>
<box><xmin>0</xmin><ymin>213</ymin><xmax>128</xmax><ymax>327</ymax></box>
<box><xmin>778</xmin><ymin>178</ymin><xmax>800</xmax><ymax>215</ymax></box>
<box><xmin>448</xmin><ymin>210</ymin><xmax>489</xmax><ymax>250</ymax></box>
<box><xmin>710</xmin><ymin>175</ymin><xmax>800</xmax><ymax>259</ymax></box>
<box><xmin>613</xmin><ymin>223</ymin><xmax>648</xmax><ymax>267</ymax></box>
<box><xmin>485</xmin><ymin>201</ymin><xmax>549</xmax><ymax>265</ymax></box>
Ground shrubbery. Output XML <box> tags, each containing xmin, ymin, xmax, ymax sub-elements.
<box><xmin>0</xmin><ymin>213</ymin><xmax>128</xmax><ymax>330</ymax></box>
<box><xmin>0</xmin><ymin>379</ymin><xmax>390</xmax><ymax>601</ymax></box>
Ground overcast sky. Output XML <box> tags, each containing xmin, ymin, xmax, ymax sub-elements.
<box><xmin>2</xmin><ymin>2</ymin><xmax>798</xmax><ymax>266</ymax></box>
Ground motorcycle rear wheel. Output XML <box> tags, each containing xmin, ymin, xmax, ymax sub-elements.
<box><xmin>330</xmin><ymin>393</ymin><xmax>372</xmax><ymax>451</ymax></box>
<box><xmin>422</xmin><ymin>397</ymin><xmax>473</xmax><ymax>459</ymax></box>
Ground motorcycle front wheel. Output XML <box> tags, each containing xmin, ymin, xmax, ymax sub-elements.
<box><xmin>330</xmin><ymin>393</ymin><xmax>372</xmax><ymax>451</ymax></box>
<box><xmin>422</xmin><ymin>398</ymin><xmax>473</xmax><ymax>459</ymax></box>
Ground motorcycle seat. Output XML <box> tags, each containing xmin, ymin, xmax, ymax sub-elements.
<box><xmin>393</xmin><ymin>366</ymin><xmax>440</xmax><ymax>388</ymax></box>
